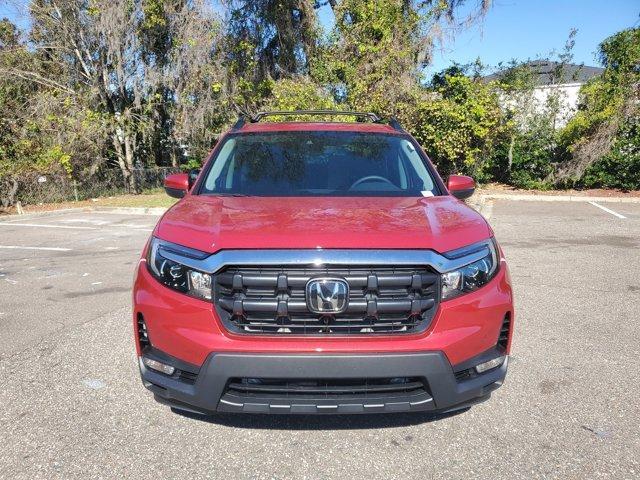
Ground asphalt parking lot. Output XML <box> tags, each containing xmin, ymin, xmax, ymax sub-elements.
<box><xmin>1</xmin><ymin>199</ymin><xmax>639</xmax><ymax>479</ymax></box>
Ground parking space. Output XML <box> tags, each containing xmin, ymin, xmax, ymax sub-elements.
<box><xmin>597</xmin><ymin>201</ymin><xmax>640</xmax><ymax>219</ymax></box>
<box><xmin>0</xmin><ymin>212</ymin><xmax>152</xmax><ymax>356</ymax></box>
<box><xmin>1</xmin><ymin>201</ymin><xmax>639</xmax><ymax>479</ymax></box>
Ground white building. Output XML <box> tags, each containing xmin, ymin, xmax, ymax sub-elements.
<box><xmin>484</xmin><ymin>60</ymin><xmax>604</xmax><ymax>128</ymax></box>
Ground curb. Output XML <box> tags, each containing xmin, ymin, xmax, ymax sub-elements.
<box><xmin>0</xmin><ymin>207</ymin><xmax>87</xmax><ymax>222</ymax></box>
<box><xmin>478</xmin><ymin>193</ymin><xmax>640</xmax><ymax>204</ymax></box>
<box><xmin>466</xmin><ymin>196</ymin><xmax>493</xmax><ymax>220</ymax></box>
<box><xmin>0</xmin><ymin>206</ymin><xmax>168</xmax><ymax>221</ymax></box>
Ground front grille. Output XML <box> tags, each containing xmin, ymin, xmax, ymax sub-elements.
<box><xmin>213</xmin><ymin>265</ymin><xmax>440</xmax><ymax>335</ymax></box>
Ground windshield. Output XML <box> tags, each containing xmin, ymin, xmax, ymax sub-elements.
<box><xmin>199</xmin><ymin>131</ymin><xmax>438</xmax><ymax>197</ymax></box>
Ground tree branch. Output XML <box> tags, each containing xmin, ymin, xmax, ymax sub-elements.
<box><xmin>0</xmin><ymin>67</ymin><xmax>76</xmax><ymax>94</ymax></box>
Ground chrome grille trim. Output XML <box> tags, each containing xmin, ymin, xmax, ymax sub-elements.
<box><xmin>155</xmin><ymin>240</ymin><xmax>493</xmax><ymax>275</ymax></box>
<box><xmin>213</xmin><ymin>265</ymin><xmax>440</xmax><ymax>335</ymax></box>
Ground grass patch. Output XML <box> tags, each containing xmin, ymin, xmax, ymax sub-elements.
<box><xmin>0</xmin><ymin>189</ymin><xmax>177</xmax><ymax>216</ymax></box>
<box><xmin>93</xmin><ymin>190</ymin><xmax>178</xmax><ymax>208</ymax></box>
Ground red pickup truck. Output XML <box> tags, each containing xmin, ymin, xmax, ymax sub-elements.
<box><xmin>133</xmin><ymin>111</ymin><xmax>514</xmax><ymax>416</ymax></box>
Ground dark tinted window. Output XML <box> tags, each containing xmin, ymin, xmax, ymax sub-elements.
<box><xmin>201</xmin><ymin>131</ymin><xmax>437</xmax><ymax>197</ymax></box>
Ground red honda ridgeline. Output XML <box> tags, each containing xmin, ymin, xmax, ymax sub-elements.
<box><xmin>133</xmin><ymin>111</ymin><xmax>514</xmax><ymax>416</ymax></box>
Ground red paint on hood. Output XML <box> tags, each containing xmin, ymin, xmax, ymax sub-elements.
<box><xmin>155</xmin><ymin>195</ymin><xmax>490</xmax><ymax>254</ymax></box>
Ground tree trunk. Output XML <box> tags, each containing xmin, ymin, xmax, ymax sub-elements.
<box><xmin>171</xmin><ymin>145</ymin><xmax>179</xmax><ymax>168</ymax></box>
<box><xmin>112</xmin><ymin>132</ymin><xmax>131</xmax><ymax>192</ymax></box>
<box><xmin>123</xmin><ymin>134</ymin><xmax>138</xmax><ymax>193</ymax></box>
<box><xmin>0</xmin><ymin>177</ymin><xmax>19</xmax><ymax>208</ymax></box>
<box><xmin>507</xmin><ymin>134</ymin><xmax>515</xmax><ymax>173</ymax></box>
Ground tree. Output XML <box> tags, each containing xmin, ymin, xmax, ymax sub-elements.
<box><xmin>223</xmin><ymin>0</ymin><xmax>318</xmax><ymax>113</ymax></box>
<box><xmin>557</xmin><ymin>28</ymin><xmax>640</xmax><ymax>185</ymax></box>
<box><xmin>0</xmin><ymin>17</ymin><xmax>97</xmax><ymax>206</ymax></box>
<box><xmin>13</xmin><ymin>0</ymin><xmax>226</xmax><ymax>191</ymax></box>
<box><xmin>411</xmin><ymin>70</ymin><xmax>506</xmax><ymax>179</ymax></box>
<box><xmin>311</xmin><ymin>0</ymin><xmax>492</xmax><ymax>115</ymax></box>
<box><xmin>138</xmin><ymin>1</ymin><xmax>227</xmax><ymax>165</ymax></box>
<box><xmin>263</xmin><ymin>77</ymin><xmax>337</xmax><ymax>117</ymax></box>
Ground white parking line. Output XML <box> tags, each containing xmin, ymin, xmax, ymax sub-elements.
<box><xmin>0</xmin><ymin>245</ymin><xmax>72</xmax><ymax>252</ymax></box>
<box><xmin>588</xmin><ymin>201</ymin><xmax>627</xmax><ymax>219</ymax></box>
<box><xmin>112</xmin><ymin>223</ymin><xmax>155</xmax><ymax>229</ymax></box>
<box><xmin>58</xmin><ymin>219</ymin><xmax>154</xmax><ymax>229</ymax></box>
<box><xmin>0</xmin><ymin>223</ymin><xmax>96</xmax><ymax>230</ymax></box>
<box><xmin>0</xmin><ymin>222</ymin><xmax>151</xmax><ymax>232</ymax></box>
<box><xmin>60</xmin><ymin>219</ymin><xmax>111</xmax><ymax>226</ymax></box>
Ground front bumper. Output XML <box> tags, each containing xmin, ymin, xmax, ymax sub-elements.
<box><xmin>133</xmin><ymin>259</ymin><xmax>513</xmax><ymax>367</ymax></box>
<box><xmin>140</xmin><ymin>349</ymin><xmax>507</xmax><ymax>415</ymax></box>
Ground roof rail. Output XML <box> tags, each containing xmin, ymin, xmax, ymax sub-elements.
<box><xmin>250</xmin><ymin>110</ymin><xmax>382</xmax><ymax>123</ymax></box>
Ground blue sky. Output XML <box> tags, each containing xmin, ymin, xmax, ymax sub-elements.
<box><xmin>426</xmin><ymin>0</ymin><xmax>639</xmax><ymax>74</ymax></box>
<box><xmin>2</xmin><ymin>0</ymin><xmax>638</xmax><ymax>75</ymax></box>
<box><xmin>0</xmin><ymin>1</ymin><xmax>29</xmax><ymax>30</ymax></box>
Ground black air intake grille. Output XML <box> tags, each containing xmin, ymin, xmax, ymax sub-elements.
<box><xmin>137</xmin><ymin>314</ymin><xmax>150</xmax><ymax>349</ymax></box>
<box><xmin>219</xmin><ymin>377</ymin><xmax>433</xmax><ymax>413</ymax></box>
<box><xmin>227</xmin><ymin>377</ymin><xmax>427</xmax><ymax>396</ymax></box>
<box><xmin>498</xmin><ymin>314</ymin><xmax>511</xmax><ymax>349</ymax></box>
<box><xmin>213</xmin><ymin>265</ymin><xmax>440</xmax><ymax>335</ymax></box>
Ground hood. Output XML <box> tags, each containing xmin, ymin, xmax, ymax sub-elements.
<box><xmin>155</xmin><ymin>195</ymin><xmax>491</xmax><ymax>255</ymax></box>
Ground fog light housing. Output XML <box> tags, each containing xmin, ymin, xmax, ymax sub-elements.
<box><xmin>475</xmin><ymin>355</ymin><xmax>506</xmax><ymax>374</ymax></box>
<box><xmin>142</xmin><ymin>357</ymin><xmax>176</xmax><ymax>376</ymax></box>
<box><xmin>188</xmin><ymin>270</ymin><xmax>212</xmax><ymax>300</ymax></box>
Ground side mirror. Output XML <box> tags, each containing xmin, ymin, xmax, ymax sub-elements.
<box><xmin>164</xmin><ymin>173</ymin><xmax>189</xmax><ymax>199</ymax></box>
<box><xmin>447</xmin><ymin>175</ymin><xmax>475</xmax><ymax>200</ymax></box>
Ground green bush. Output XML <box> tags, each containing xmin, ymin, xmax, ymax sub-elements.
<box><xmin>407</xmin><ymin>74</ymin><xmax>506</xmax><ymax>180</ymax></box>
<box><xmin>262</xmin><ymin>78</ymin><xmax>338</xmax><ymax>118</ymax></box>
<box><xmin>508</xmin><ymin>124</ymin><xmax>558</xmax><ymax>190</ymax></box>
<box><xmin>556</xmin><ymin>28</ymin><xmax>640</xmax><ymax>190</ymax></box>
<box><xmin>580</xmin><ymin>118</ymin><xmax>640</xmax><ymax>190</ymax></box>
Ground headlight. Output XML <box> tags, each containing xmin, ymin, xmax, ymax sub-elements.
<box><xmin>441</xmin><ymin>240</ymin><xmax>499</xmax><ymax>301</ymax></box>
<box><xmin>146</xmin><ymin>238</ymin><xmax>212</xmax><ymax>301</ymax></box>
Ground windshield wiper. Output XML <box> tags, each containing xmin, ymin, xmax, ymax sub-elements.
<box><xmin>211</xmin><ymin>193</ymin><xmax>250</xmax><ymax>197</ymax></box>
